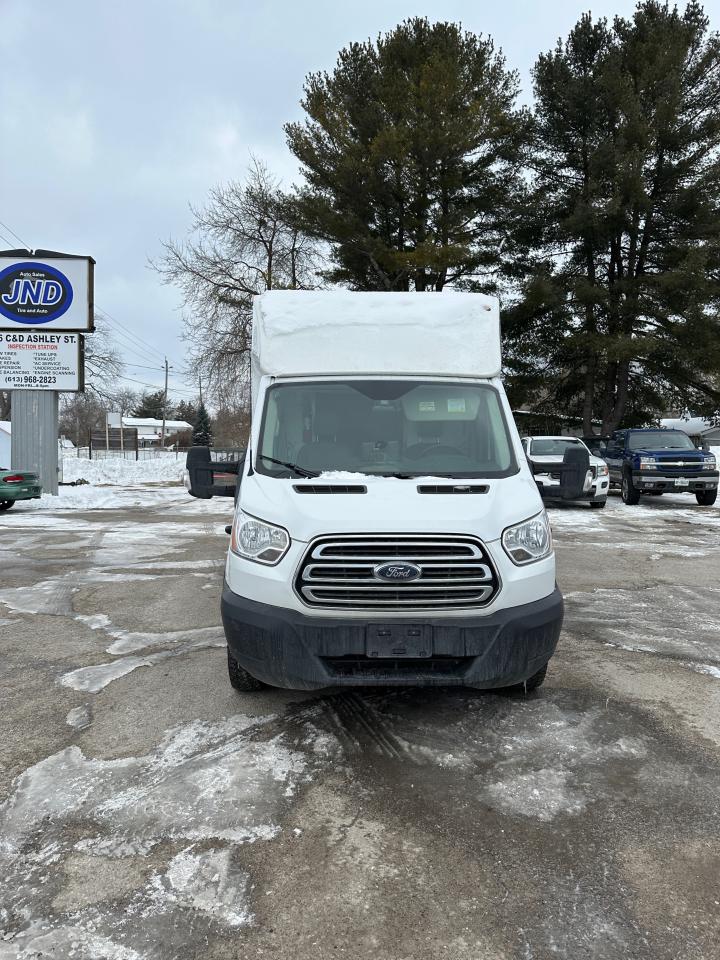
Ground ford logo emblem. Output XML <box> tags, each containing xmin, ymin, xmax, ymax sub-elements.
<box><xmin>373</xmin><ymin>561</ymin><xmax>422</xmax><ymax>582</ymax></box>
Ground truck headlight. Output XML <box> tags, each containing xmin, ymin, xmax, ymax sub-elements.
<box><xmin>231</xmin><ymin>510</ymin><xmax>290</xmax><ymax>564</ymax></box>
<box><xmin>502</xmin><ymin>511</ymin><xmax>553</xmax><ymax>565</ymax></box>
<box><xmin>704</xmin><ymin>455</ymin><xmax>716</xmax><ymax>469</ymax></box>
<box><xmin>596</xmin><ymin>463</ymin><xmax>609</xmax><ymax>477</ymax></box>
<box><xmin>639</xmin><ymin>457</ymin><xmax>657</xmax><ymax>470</ymax></box>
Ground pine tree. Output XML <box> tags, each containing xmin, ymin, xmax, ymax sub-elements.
<box><xmin>506</xmin><ymin>1</ymin><xmax>720</xmax><ymax>433</ymax></box>
<box><xmin>192</xmin><ymin>402</ymin><xmax>213</xmax><ymax>447</ymax></box>
<box><xmin>286</xmin><ymin>18</ymin><xmax>526</xmax><ymax>292</ymax></box>
<box><xmin>131</xmin><ymin>390</ymin><xmax>167</xmax><ymax>419</ymax></box>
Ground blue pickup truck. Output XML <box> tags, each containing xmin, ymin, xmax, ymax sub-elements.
<box><xmin>604</xmin><ymin>428</ymin><xmax>718</xmax><ymax>505</ymax></box>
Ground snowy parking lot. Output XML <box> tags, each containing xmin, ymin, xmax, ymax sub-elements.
<box><xmin>1</xmin><ymin>480</ymin><xmax>719</xmax><ymax>959</ymax></box>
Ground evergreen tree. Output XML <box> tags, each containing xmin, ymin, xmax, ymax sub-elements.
<box><xmin>507</xmin><ymin>1</ymin><xmax>720</xmax><ymax>433</ymax></box>
<box><xmin>174</xmin><ymin>399</ymin><xmax>198</xmax><ymax>425</ymax></box>
<box><xmin>131</xmin><ymin>390</ymin><xmax>167</xmax><ymax>419</ymax></box>
<box><xmin>192</xmin><ymin>402</ymin><xmax>213</xmax><ymax>447</ymax></box>
<box><xmin>286</xmin><ymin>18</ymin><xmax>526</xmax><ymax>292</ymax></box>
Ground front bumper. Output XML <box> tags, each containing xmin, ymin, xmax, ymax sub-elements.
<box><xmin>536</xmin><ymin>477</ymin><xmax>609</xmax><ymax>501</ymax></box>
<box><xmin>631</xmin><ymin>470</ymin><xmax>718</xmax><ymax>493</ymax></box>
<box><xmin>0</xmin><ymin>485</ymin><xmax>41</xmax><ymax>501</ymax></box>
<box><xmin>221</xmin><ymin>584</ymin><xmax>564</xmax><ymax>690</ymax></box>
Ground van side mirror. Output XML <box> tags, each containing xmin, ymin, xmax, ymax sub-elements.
<box><xmin>533</xmin><ymin>446</ymin><xmax>591</xmax><ymax>501</ymax></box>
<box><xmin>186</xmin><ymin>446</ymin><xmax>244</xmax><ymax>499</ymax></box>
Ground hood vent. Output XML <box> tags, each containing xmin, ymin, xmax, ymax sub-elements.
<box><xmin>293</xmin><ymin>484</ymin><xmax>367</xmax><ymax>494</ymax></box>
<box><xmin>417</xmin><ymin>484</ymin><xmax>489</xmax><ymax>495</ymax></box>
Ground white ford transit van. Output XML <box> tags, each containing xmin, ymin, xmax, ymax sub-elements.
<box><xmin>187</xmin><ymin>291</ymin><xmax>588</xmax><ymax>692</ymax></box>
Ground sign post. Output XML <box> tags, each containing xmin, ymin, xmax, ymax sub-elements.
<box><xmin>1</xmin><ymin>249</ymin><xmax>94</xmax><ymax>496</ymax></box>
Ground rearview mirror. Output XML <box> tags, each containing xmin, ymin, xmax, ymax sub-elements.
<box><xmin>186</xmin><ymin>446</ymin><xmax>244</xmax><ymax>499</ymax></box>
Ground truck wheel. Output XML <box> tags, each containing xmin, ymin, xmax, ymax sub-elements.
<box><xmin>499</xmin><ymin>663</ymin><xmax>548</xmax><ymax>695</ymax></box>
<box><xmin>589</xmin><ymin>499</ymin><xmax>606</xmax><ymax>509</ymax></box>
<box><xmin>621</xmin><ymin>472</ymin><xmax>641</xmax><ymax>505</ymax></box>
<box><xmin>227</xmin><ymin>648</ymin><xmax>267</xmax><ymax>691</ymax></box>
<box><xmin>696</xmin><ymin>489</ymin><xmax>718</xmax><ymax>506</ymax></box>
<box><xmin>0</xmin><ymin>500</ymin><xmax>15</xmax><ymax>511</ymax></box>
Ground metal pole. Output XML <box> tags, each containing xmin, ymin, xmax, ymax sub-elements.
<box><xmin>161</xmin><ymin>356</ymin><xmax>168</xmax><ymax>448</ymax></box>
<box><xmin>11</xmin><ymin>390</ymin><xmax>59</xmax><ymax>495</ymax></box>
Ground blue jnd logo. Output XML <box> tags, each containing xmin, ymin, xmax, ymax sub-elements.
<box><xmin>0</xmin><ymin>261</ymin><xmax>73</xmax><ymax>324</ymax></box>
<box><xmin>2</xmin><ymin>278</ymin><xmax>64</xmax><ymax>308</ymax></box>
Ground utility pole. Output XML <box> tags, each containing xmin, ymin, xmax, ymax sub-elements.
<box><xmin>161</xmin><ymin>356</ymin><xmax>169</xmax><ymax>448</ymax></box>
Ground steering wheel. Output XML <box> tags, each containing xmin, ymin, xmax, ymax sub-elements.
<box><xmin>406</xmin><ymin>443</ymin><xmax>467</xmax><ymax>460</ymax></box>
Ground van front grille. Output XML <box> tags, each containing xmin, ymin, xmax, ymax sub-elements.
<box><xmin>295</xmin><ymin>535</ymin><xmax>499</xmax><ymax>610</ymax></box>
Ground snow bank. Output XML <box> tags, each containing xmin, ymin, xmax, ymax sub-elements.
<box><xmin>62</xmin><ymin>454</ymin><xmax>185</xmax><ymax>485</ymax></box>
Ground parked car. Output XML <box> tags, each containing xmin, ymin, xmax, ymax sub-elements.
<box><xmin>522</xmin><ymin>436</ymin><xmax>609</xmax><ymax>508</ymax></box>
<box><xmin>0</xmin><ymin>468</ymin><xmax>42</xmax><ymax>511</ymax></box>
<box><xmin>603</xmin><ymin>428</ymin><xmax>718</xmax><ymax>505</ymax></box>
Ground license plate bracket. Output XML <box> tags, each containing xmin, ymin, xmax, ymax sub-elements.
<box><xmin>366</xmin><ymin>624</ymin><xmax>432</xmax><ymax>659</ymax></box>
<box><xmin>674</xmin><ymin>477</ymin><xmax>690</xmax><ymax>487</ymax></box>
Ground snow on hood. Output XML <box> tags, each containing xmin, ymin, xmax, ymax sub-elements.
<box><xmin>238</xmin><ymin>470</ymin><xmax>541</xmax><ymax>543</ymax></box>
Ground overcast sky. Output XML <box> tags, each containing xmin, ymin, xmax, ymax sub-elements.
<box><xmin>2</xmin><ymin>0</ymin><xmax>714</xmax><ymax>400</ymax></box>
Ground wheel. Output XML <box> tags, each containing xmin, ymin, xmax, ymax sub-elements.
<box><xmin>227</xmin><ymin>647</ymin><xmax>266</xmax><ymax>691</ymax></box>
<box><xmin>0</xmin><ymin>500</ymin><xmax>15</xmax><ymax>511</ymax></box>
<box><xmin>621</xmin><ymin>472</ymin><xmax>640</xmax><ymax>505</ymax></box>
<box><xmin>696</xmin><ymin>488</ymin><xmax>718</xmax><ymax>506</ymax></box>
<box><xmin>499</xmin><ymin>663</ymin><xmax>548</xmax><ymax>695</ymax></box>
<box><xmin>589</xmin><ymin>499</ymin><xmax>606</xmax><ymax>509</ymax></box>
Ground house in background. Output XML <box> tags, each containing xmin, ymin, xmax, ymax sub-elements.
<box><xmin>121</xmin><ymin>417</ymin><xmax>192</xmax><ymax>448</ymax></box>
<box><xmin>660</xmin><ymin>416</ymin><xmax>720</xmax><ymax>447</ymax></box>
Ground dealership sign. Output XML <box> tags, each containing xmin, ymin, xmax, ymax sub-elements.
<box><xmin>0</xmin><ymin>253</ymin><xmax>94</xmax><ymax>331</ymax></box>
<box><xmin>0</xmin><ymin>331</ymin><xmax>84</xmax><ymax>392</ymax></box>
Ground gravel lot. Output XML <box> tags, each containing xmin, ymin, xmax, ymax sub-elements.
<box><xmin>1</xmin><ymin>485</ymin><xmax>719</xmax><ymax>960</ymax></box>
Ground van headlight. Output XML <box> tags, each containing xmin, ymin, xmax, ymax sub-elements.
<box><xmin>596</xmin><ymin>463</ymin><xmax>609</xmax><ymax>477</ymax></box>
<box><xmin>231</xmin><ymin>510</ymin><xmax>290</xmax><ymax>565</ymax></box>
<box><xmin>502</xmin><ymin>511</ymin><xmax>553</xmax><ymax>565</ymax></box>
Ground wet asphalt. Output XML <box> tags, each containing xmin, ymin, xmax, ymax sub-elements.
<box><xmin>0</xmin><ymin>486</ymin><xmax>719</xmax><ymax>960</ymax></box>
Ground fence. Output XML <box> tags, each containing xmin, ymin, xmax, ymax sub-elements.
<box><xmin>65</xmin><ymin>446</ymin><xmax>244</xmax><ymax>463</ymax></box>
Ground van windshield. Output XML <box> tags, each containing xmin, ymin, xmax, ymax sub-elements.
<box><xmin>256</xmin><ymin>380</ymin><xmax>518</xmax><ymax>479</ymax></box>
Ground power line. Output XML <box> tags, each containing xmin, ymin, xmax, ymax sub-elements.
<box><xmin>116</xmin><ymin>373</ymin><xmax>197</xmax><ymax>396</ymax></box>
<box><xmin>0</xmin><ymin>219</ymin><xmax>29</xmax><ymax>249</ymax></box>
<box><xmin>0</xmin><ymin>229</ymin><xmax>17</xmax><ymax>249</ymax></box>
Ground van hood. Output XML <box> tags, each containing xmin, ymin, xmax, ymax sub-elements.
<box><xmin>238</xmin><ymin>471</ymin><xmax>541</xmax><ymax>544</ymax></box>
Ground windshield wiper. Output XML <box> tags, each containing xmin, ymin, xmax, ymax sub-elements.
<box><xmin>257</xmin><ymin>455</ymin><xmax>319</xmax><ymax>478</ymax></box>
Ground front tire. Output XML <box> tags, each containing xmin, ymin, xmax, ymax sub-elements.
<box><xmin>227</xmin><ymin>647</ymin><xmax>267</xmax><ymax>691</ymax></box>
<box><xmin>0</xmin><ymin>500</ymin><xmax>15</xmax><ymax>511</ymax></box>
<box><xmin>696</xmin><ymin>488</ymin><xmax>718</xmax><ymax>506</ymax></box>
<box><xmin>621</xmin><ymin>472</ymin><xmax>640</xmax><ymax>505</ymax></box>
<box><xmin>499</xmin><ymin>663</ymin><xmax>548</xmax><ymax>695</ymax></box>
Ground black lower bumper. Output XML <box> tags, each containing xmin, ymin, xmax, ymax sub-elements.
<box><xmin>221</xmin><ymin>585</ymin><xmax>564</xmax><ymax>690</ymax></box>
<box><xmin>631</xmin><ymin>470</ymin><xmax>718</xmax><ymax>492</ymax></box>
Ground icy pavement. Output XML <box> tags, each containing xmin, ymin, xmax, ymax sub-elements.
<box><xmin>1</xmin><ymin>485</ymin><xmax>720</xmax><ymax>959</ymax></box>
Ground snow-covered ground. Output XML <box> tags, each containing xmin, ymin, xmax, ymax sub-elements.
<box><xmin>62</xmin><ymin>454</ymin><xmax>186</xmax><ymax>486</ymax></box>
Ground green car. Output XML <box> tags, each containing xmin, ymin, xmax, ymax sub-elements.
<box><xmin>0</xmin><ymin>468</ymin><xmax>42</xmax><ymax>511</ymax></box>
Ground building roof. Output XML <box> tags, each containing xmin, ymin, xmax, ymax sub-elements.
<box><xmin>660</xmin><ymin>417</ymin><xmax>719</xmax><ymax>436</ymax></box>
<box><xmin>122</xmin><ymin>418</ymin><xmax>192</xmax><ymax>431</ymax></box>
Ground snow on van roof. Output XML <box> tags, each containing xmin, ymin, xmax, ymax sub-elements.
<box><xmin>252</xmin><ymin>291</ymin><xmax>501</xmax><ymax>391</ymax></box>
